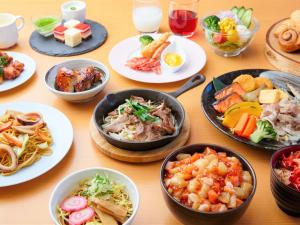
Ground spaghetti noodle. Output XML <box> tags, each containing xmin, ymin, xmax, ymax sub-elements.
<box><xmin>0</xmin><ymin>110</ymin><xmax>52</xmax><ymax>175</ymax></box>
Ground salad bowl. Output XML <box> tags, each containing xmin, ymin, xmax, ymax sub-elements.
<box><xmin>201</xmin><ymin>7</ymin><xmax>259</xmax><ymax>57</ymax></box>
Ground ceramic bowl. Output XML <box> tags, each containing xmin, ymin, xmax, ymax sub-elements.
<box><xmin>160</xmin><ymin>144</ymin><xmax>257</xmax><ymax>225</ymax></box>
<box><xmin>45</xmin><ymin>58</ymin><xmax>110</xmax><ymax>103</ymax></box>
<box><xmin>270</xmin><ymin>145</ymin><xmax>300</xmax><ymax>217</ymax></box>
<box><xmin>61</xmin><ymin>0</ymin><xmax>87</xmax><ymax>22</ymax></box>
<box><xmin>49</xmin><ymin>167</ymin><xmax>140</xmax><ymax>225</ymax></box>
<box><xmin>161</xmin><ymin>41</ymin><xmax>186</xmax><ymax>73</ymax></box>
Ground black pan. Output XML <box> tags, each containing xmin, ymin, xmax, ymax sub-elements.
<box><xmin>93</xmin><ymin>74</ymin><xmax>205</xmax><ymax>151</ymax></box>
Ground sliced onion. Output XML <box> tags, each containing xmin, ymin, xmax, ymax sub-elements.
<box><xmin>0</xmin><ymin>144</ymin><xmax>17</xmax><ymax>172</ymax></box>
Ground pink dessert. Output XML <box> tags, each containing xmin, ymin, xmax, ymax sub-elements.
<box><xmin>54</xmin><ymin>25</ymin><xmax>68</xmax><ymax>42</ymax></box>
<box><xmin>75</xmin><ymin>23</ymin><xmax>92</xmax><ymax>39</ymax></box>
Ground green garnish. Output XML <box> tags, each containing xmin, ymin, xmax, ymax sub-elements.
<box><xmin>125</xmin><ymin>99</ymin><xmax>158</xmax><ymax>122</ymax></box>
<box><xmin>81</xmin><ymin>174</ymin><xmax>113</xmax><ymax>198</ymax></box>
<box><xmin>250</xmin><ymin>120</ymin><xmax>277</xmax><ymax>143</ymax></box>
<box><xmin>70</xmin><ymin>6</ymin><xmax>77</xmax><ymax>10</ymax></box>
<box><xmin>204</xmin><ymin>15</ymin><xmax>220</xmax><ymax>32</ymax></box>
<box><xmin>0</xmin><ymin>67</ymin><xmax>4</xmax><ymax>77</ymax></box>
<box><xmin>213</xmin><ymin>77</ymin><xmax>226</xmax><ymax>91</ymax></box>
<box><xmin>139</xmin><ymin>35</ymin><xmax>154</xmax><ymax>49</ymax></box>
<box><xmin>0</xmin><ymin>56</ymin><xmax>8</xmax><ymax>67</ymax></box>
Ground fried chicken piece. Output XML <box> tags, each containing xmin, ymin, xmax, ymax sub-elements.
<box><xmin>55</xmin><ymin>67</ymin><xmax>77</xmax><ymax>92</ymax></box>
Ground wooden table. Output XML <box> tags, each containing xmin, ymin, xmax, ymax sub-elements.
<box><xmin>0</xmin><ymin>0</ymin><xmax>299</xmax><ymax>224</ymax></box>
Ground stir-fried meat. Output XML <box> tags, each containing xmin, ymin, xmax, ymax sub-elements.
<box><xmin>55</xmin><ymin>66</ymin><xmax>104</xmax><ymax>92</ymax></box>
<box><xmin>102</xmin><ymin>96</ymin><xmax>176</xmax><ymax>142</ymax></box>
<box><xmin>152</xmin><ymin>102</ymin><xmax>176</xmax><ymax>134</ymax></box>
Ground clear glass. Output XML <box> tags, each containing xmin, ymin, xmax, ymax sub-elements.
<box><xmin>201</xmin><ymin>16</ymin><xmax>260</xmax><ymax>57</ymax></box>
<box><xmin>168</xmin><ymin>0</ymin><xmax>199</xmax><ymax>37</ymax></box>
<box><xmin>132</xmin><ymin>0</ymin><xmax>162</xmax><ymax>33</ymax></box>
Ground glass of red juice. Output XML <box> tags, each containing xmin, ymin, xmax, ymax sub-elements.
<box><xmin>169</xmin><ymin>0</ymin><xmax>199</xmax><ymax>37</ymax></box>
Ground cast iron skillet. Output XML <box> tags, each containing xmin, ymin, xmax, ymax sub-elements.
<box><xmin>93</xmin><ymin>74</ymin><xmax>205</xmax><ymax>151</ymax></box>
<box><xmin>201</xmin><ymin>69</ymin><xmax>289</xmax><ymax>151</ymax></box>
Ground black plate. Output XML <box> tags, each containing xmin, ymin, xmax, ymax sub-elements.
<box><xmin>201</xmin><ymin>69</ymin><xmax>287</xmax><ymax>151</ymax></box>
<box><xmin>29</xmin><ymin>20</ymin><xmax>108</xmax><ymax>57</ymax></box>
<box><xmin>94</xmin><ymin>74</ymin><xmax>205</xmax><ymax>151</ymax></box>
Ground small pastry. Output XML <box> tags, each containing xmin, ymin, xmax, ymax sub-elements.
<box><xmin>274</xmin><ymin>19</ymin><xmax>296</xmax><ymax>37</ymax></box>
<box><xmin>53</xmin><ymin>25</ymin><xmax>68</xmax><ymax>42</ymax></box>
<box><xmin>64</xmin><ymin>28</ymin><xmax>82</xmax><ymax>47</ymax></box>
<box><xmin>74</xmin><ymin>23</ymin><xmax>92</xmax><ymax>39</ymax></box>
<box><xmin>64</xmin><ymin>19</ymin><xmax>80</xmax><ymax>28</ymax></box>
<box><xmin>291</xmin><ymin>10</ymin><xmax>300</xmax><ymax>24</ymax></box>
<box><xmin>278</xmin><ymin>28</ymin><xmax>300</xmax><ymax>52</ymax></box>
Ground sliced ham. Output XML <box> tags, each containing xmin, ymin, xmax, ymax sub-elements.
<box><xmin>126</xmin><ymin>57</ymin><xmax>161</xmax><ymax>74</ymax></box>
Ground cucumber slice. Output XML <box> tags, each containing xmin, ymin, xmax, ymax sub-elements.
<box><xmin>241</xmin><ymin>8</ymin><xmax>253</xmax><ymax>28</ymax></box>
<box><xmin>231</xmin><ymin>6</ymin><xmax>239</xmax><ymax>15</ymax></box>
<box><xmin>237</xmin><ymin>6</ymin><xmax>246</xmax><ymax>19</ymax></box>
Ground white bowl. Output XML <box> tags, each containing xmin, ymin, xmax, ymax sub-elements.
<box><xmin>161</xmin><ymin>41</ymin><xmax>186</xmax><ymax>73</ymax></box>
<box><xmin>49</xmin><ymin>167</ymin><xmax>140</xmax><ymax>225</ymax></box>
<box><xmin>61</xmin><ymin>0</ymin><xmax>86</xmax><ymax>22</ymax></box>
<box><xmin>45</xmin><ymin>58</ymin><xmax>110</xmax><ymax>103</ymax></box>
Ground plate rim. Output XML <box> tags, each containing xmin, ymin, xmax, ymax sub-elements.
<box><xmin>0</xmin><ymin>101</ymin><xmax>73</xmax><ymax>187</ymax></box>
<box><xmin>108</xmin><ymin>34</ymin><xmax>207</xmax><ymax>83</ymax></box>
<box><xmin>0</xmin><ymin>51</ymin><xmax>36</xmax><ymax>92</ymax></box>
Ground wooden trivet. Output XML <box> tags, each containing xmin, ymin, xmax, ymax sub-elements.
<box><xmin>89</xmin><ymin>115</ymin><xmax>190</xmax><ymax>163</ymax></box>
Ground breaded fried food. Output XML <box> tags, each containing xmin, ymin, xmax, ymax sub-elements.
<box><xmin>141</xmin><ymin>32</ymin><xmax>171</xmax><ymax>58</ymax></box>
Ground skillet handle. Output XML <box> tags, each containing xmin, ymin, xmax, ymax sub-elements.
<box><xmin>168</xmin><ymin>73</ymin><xmax>206</xmax><ymax>98</ymax></box>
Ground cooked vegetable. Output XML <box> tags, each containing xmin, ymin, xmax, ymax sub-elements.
<box><xmin>241</xmin><ymin>85</ymin><xmax>265</xmax><ymax>102</ymax></box>
<box><xmin>233</xmin><ymin>74</ymin><xmax>256</xmax><ymax>92</ymax></box>
<box><xmin>126</xmin><ymin>99</ymin><xmax>158</xmax><ymax>122</ymax></box>
<box><xmin>254</xmin><ymin>77</ymin><xmax>273</xmax><ymax>89</ymax></box>
<box><xmin>0</xmin><ymin>121</ymin><xmax>12</xmax><ymax>132</ymax></box>
<box><xmin>213</xmin><ymin>93</ymin><xmax>243</xmax><ymax>113</ymax></box>
<box><xmin>258</xmin><ymin>89</ymin><xmax>280</xmax><ymax>104</ymax></box>
<box><xmin>204</xmin><ymin>15</ymin><xmax>220</xmax><ymax>32</ymax></box>
<box><xmin>222</xmin><ymin>102</ymin><xmax>262</xmax><ymax>128</ymax></box>
<box><xmin>0</xmin><ymin>56</ymin><xmax>8</xmax><ymax>67</ymax></box>
<box><xmin>250</xmin><ymin>120</ymin><xmax>277</xmax><ymax>143</ymax></box>
<box><xmin>139</xmin><ymin>35</ymin><xmax>154</xmax><ymax>49</ymax></box>
<box><xmin>214</xmin><ymin>82</ymin><xmax>245</xmax><ymax>100</ymax></box>
<box><xmin>234</xmin><ymin>113</ymin><xmax>249</xmax><ymax>136</ymax></box>
<box><xmin>241</xmin><ymin>115</ymin><xmax>257</xmax><ymax>138</ymax></box>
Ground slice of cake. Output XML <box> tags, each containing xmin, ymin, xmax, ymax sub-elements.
<box><xmin>74</xmin><ymin>23</ymin><xmax>92</xmax><ymax>39</ymax></box>
<box><xmin>64</xmin><ymin>28</ymin><xmax>82</xmax><ymax>47</ymax></box>
<box><xmin>53</xmin><ymin>25</ymin><xmax>68</xmax><ymax>42</ymax></box>
<box><xmin>64</xmin><ymin>19</ymin><xmax>80</xmax><ymax>28</ymax></box>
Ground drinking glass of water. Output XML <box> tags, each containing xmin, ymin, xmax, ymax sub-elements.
<box><xmin>169</xmin><ymin>0</ymin><xmax>199</xmax><ymax>37</ymax></box>
<box><xmin>132</xmin><ymin>0</ymin><xmax>162</xmax><ymax>33</ymax></box>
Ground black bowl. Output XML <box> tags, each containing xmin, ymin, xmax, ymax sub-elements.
<box><xmin>93</xmin><ymin>74</ymin><xmax>205</xmax><ymax>151</ymax></box>
<box><xmin>160</xmin><ymin>144</ymin><xmax>257</xmax><ymax>225</ymax></box>
<box><xmin>270</xmin><ymin>145</ymin><xmax>300</xmax><ymax>217</ymax></box>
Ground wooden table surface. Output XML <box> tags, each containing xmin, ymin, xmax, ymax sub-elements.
<box><xmin>0</xmin><ymin>0</ymin><xmax>299</xmax><ymax>224</ymax></box>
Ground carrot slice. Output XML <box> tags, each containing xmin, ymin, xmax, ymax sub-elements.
<box><xmin>208</xmin><ymin>190</ymin><xmax>219</xmax><ymax>204</ymax></box>
<box><xmin>2</xmin><ymin>133</ymin><xmax>22</xmax><ymax>147</ymax></box>
<box><xmin>0</xmin><ymin>121</ymin><xmax>13</xmax><ymax>132</ymax></box>
<box><xmin>234</xmin><ymin>113</ymin><xmax>249</xmax><ymax>136</ymax></box>
<box><xmin>241</xmin><ymin>115</ymin><xmax>257</xmax><ymax>139</ymax></box>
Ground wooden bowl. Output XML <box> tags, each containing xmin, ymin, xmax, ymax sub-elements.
<box><xmin>265</xmin><ymin>18</ymin><xmax>300</xmax><ymax>76</ymax></box>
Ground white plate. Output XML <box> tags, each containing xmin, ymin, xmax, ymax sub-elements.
<box><xmin>0</xmin><ymin>52</ymin><xmax>36</xmax><ymax>92</ymax></box>
<box><xmin>109</xmin><ymin>34</ymin><xmax>206</xmax><ymax>83</ymax></box>
<box><xmin>0</xmin><ymin>102</ymin><xmax>73</xmax><ymax>187</ymax></box>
